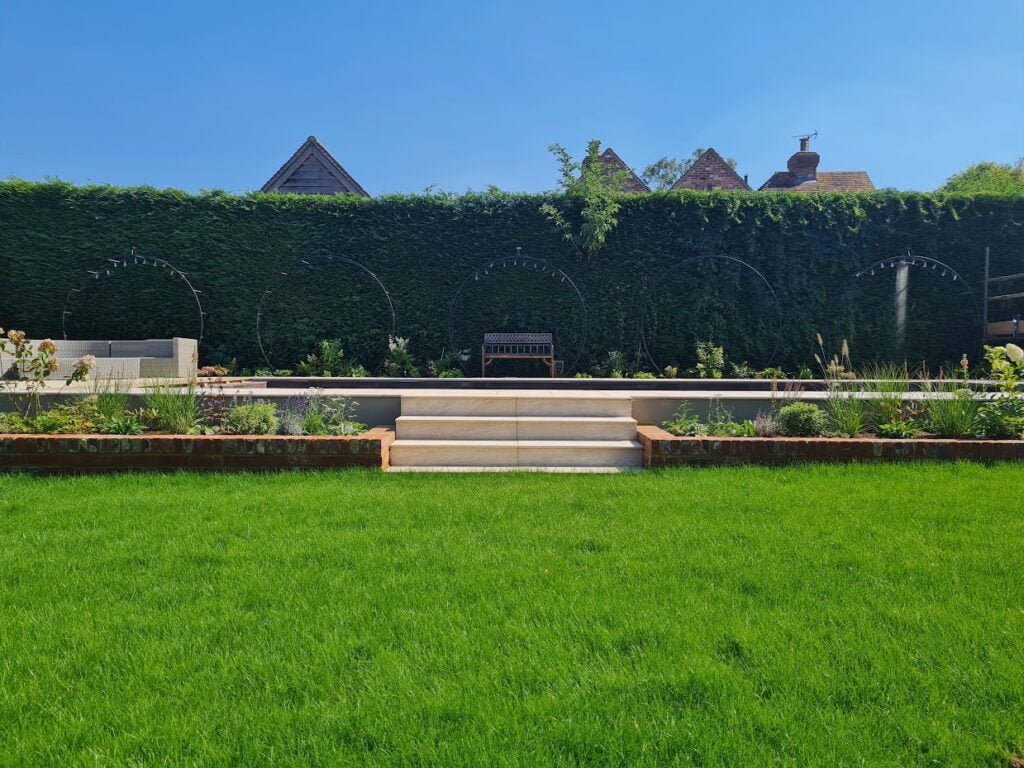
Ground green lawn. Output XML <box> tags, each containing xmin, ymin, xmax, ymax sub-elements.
<box><xmin>1</xmin><ymin>465</ymin><xmax>1022</xmax><ymax>767</ymax></box>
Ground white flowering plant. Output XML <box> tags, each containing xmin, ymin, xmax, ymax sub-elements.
<box><xmin>975</xmin><ymin>344</ymin><xmax>1024</xmax><ymax>439</ymax></box>
<box><xmin>0</xmin><ymin>328</ymin><xmax>95</xmax><ymax>418</ymax></box>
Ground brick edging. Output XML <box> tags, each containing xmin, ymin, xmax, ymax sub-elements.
<box><xmin>637</xmin><ymin>425</ymin><xmax>1024</xmax><ymax>467</ymax></box>
<box><xmin>0</xmin><ymin>428</ymin><xmax>394</xmax><ymax>474</ymax></box>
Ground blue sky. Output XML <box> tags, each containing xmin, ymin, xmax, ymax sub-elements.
<box><xmin>2</xmin><ymin>0</ymin><xmax>1021</xmax><ymax>195</ymax></box>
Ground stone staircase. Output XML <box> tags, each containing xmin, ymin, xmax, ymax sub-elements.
<box><xmin>388</xmin><ymin>392</ymin><xmax>642</xmax><ymax>471</ymax></box>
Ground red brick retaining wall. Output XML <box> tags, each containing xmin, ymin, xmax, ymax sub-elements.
<box><xmin>0</xmin><ymin>428</ymin><xmax>394</xmax><ymax>474</ymax></box>
<box><xmin>638</xmin><ymin>425</ymin><xmax>1024</xmax><ymax>467</ymax></box>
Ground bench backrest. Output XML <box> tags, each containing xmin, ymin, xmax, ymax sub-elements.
<box><xmin>483</xmin><ymin>332</ymin><xmax>552</xmax><ymax>345</ymax></box>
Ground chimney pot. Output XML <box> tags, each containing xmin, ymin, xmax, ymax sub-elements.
<box><xmin>800</xmin><ymin>136</ymin><xmax>809</xmax><ymax>152</ymax></box>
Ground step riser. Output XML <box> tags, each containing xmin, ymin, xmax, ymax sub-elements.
<box><xmin>390</xmin><ymin>444</ymin><xmax>518</xmax><ymax>467</ymax></box>
<box><xmin>396</xmin><ymin>419</ymin><xmax>637</xmax><ymax>441</ymax></box>
<box><xmin>390</xmin><ymin>446</ymin><xmax>642</xmax><ymax>468</ymax></box>
<box><xmin>518</xmin><ymin>422</ymin><xmax>636</xmax><ymax>441</ymax></box>
<box><xmin>519</xmin><ymin>447</ymin><xmax>642</xmax><ymax>468</ymax></box>
<box><xmin>401</xmin><ymin>396</ymin><xmax>631</xmax><ymax>418</ymax></box>
<box><xmin>397</xmin><ymin>420</ymin><xmax>516</xmax><ymax>440</ymax></box>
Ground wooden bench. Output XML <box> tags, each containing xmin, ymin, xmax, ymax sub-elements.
<box><xmin>987</xmin><ymin>317</ymin><xmax>1022</xmax><ymax>341</ymax></box>
<box><xmin>481</xmin><ymin>332</ymin><xmax>557</xmax><ymax>377</ymax></box>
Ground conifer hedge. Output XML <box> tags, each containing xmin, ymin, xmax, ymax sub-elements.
<box><xmin>1</xmin><ymin>180</ymin><xmax>1021</xmax><ymax>373</ymax></box>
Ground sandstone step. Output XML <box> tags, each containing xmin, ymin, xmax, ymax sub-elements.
<box><xmin>388</xmin><ymin>466</ymin><xmax>637</xmax><ymax>473</ymax></box>
<box><xmin>400</xmin><ymin>392</ymin><xmax>632</xmax><ymax>418</ymax></box>
<box><xmin>395</xmin><ymin>415</ymin><xmax>637</xmax><ymax>441</ymax></box>
<box><xmin>388</xmin><ymin>439</ymin><xmax>643</xmax><ymax>468</ymax></box>
<box><xmin>389</xmin><ymin>439</ymin><xmax>518</xmax><ymax>467</ymax></box>
<box><xmin>396</xmin><ymin>416</ymin><xmax>516</xmax><ymax>440</ymax></box>
<box><xmin>517</xmin><ymin>416</ymin><xmax>637</xmax><ymax>440</ymax></box>
<box><xmin>517</xmin><ymin>440</ymin><xmax>642</xmax><ymax>468</ymax></box>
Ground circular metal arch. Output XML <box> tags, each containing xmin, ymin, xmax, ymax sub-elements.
<box><xmin>639</xmin><ymin>254</ymin><xmax>782</xmax><ymax>373</ymax></box>
<box><xmin>61</xmin><ymin>251</ymin><xmax>206</xmax><ymax>343</ymax></box>
<box><xmin>446</xmin><ymin>253</ymin><xmax>589</xmax><ymax>376</ymax></box>
<box><xmin>843</xmin><ymin>251</ymin><xmax>981</xmax><ymax>355</ymax></box>
<box><xmin>850</xmin><ymin>252</ymin><xmax>977</xmax><ymax>308</ymax></box>
<box><xmin>255</xmin><ymin>255</ymin><xmax>397</xmax><ymax>370</ymax></box>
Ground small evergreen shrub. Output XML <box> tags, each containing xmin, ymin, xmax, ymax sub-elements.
<box><xmin>777</xmin><ymin>402</ymin><xmax>827</xmax><ymax>437</ymax></box>
<box><xmin>224</xmin><ymin>403</ymin><xmax>279</xmax><ymax>435</ymax></box>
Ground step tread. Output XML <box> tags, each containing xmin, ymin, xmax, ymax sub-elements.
<box><xmin>392</xmin><ymin>439</ymin><xmax>641</xmax><ymax>449</ymax></box>
<box><xmin>388</xmin><ymin>466</ymin><xmax>640</xmax><ymax>473</ymax></box>
<box><xmin>396</xmin><ymin>415</ymin><xmax>636</xmax><ymax>423</ymax></box>
<box><xmin>400</xmin><ymin>392</ymin><xmax>631</xmax><ymax>399</ymax></box>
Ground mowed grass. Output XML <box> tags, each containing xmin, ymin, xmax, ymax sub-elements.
<box><xmin>1</xmin><ymin>465</ymin><xmax>1023</xmax><ymax>767</ymax></box>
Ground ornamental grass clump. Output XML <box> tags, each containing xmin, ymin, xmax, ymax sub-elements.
<box><xmin>91</xmin><ymin>377</ymin><xmax>130</xmax><ymax>422</ymax></box>
<box><xmin>144</xmin><ymin>380</ymin><xmax>202</xmax><ymax>435</ymax></box>
<box><xmin>861</xmin><ymin>361</ymin><xmax>916</xmax><ymax>431</ymax></box>
<box><xmin>826</xmin><ymin>391</ymin><xmax>868</xmax><ymax>437</ymax></box>
<box><xmin>923</xmin><ymin>378</ymin><xmax>979</xmax><ymax>438</ymax></box>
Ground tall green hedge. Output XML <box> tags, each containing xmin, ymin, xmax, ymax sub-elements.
<box><xmin>1</xmin><ymin>180</ymin><xmax>1022</xmax><ymax>374</ymax></box>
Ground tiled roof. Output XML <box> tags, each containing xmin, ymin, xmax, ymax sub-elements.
<box><xmin>261</xmin><ymin>136</ymin><xmax>369</xmax><ymax>196</ymax></box>
<box><xmin>594</xmin><ymin>148</ymin><xmax>650</xmax><ymax>194</ymax></box>
<box><xmin>760</xmin><ymin>170</ymin><xmax>874</xmax><ymax>193</ymax></box>
<box><xmin>671</xmin><ymin>148</ymin><xmax>750</xmax><ymax>191</ymax></box>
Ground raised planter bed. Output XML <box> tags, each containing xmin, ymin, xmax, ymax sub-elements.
<box><xmin>0</xmin><ymin>428</ymin><xmax>394</xmax><ymax>474</ymax></box>
<box><xmin>638</xmin><ymin>425</ymin><xmax>1024</xmax><ymax>467</ymax></box>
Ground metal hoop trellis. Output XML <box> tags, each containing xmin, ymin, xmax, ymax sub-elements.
<box><xmin>61</xmin><ymin>250</ymin><xmax>206</xmax><ymax>343</ymax></box>
<box><xmin>255</xmin><ymin>255</ymin><xmax>397</xmax><ymax>370</ymax></box>
<box><xmin>446</xmin><ymin>253</ymin><xmax>589</xmax><ymax>376</ymax></box>
<box><xmin>844</xmin><ymin>250</ymin><xmax>980</xmax><ymax>354</ymax></box>
<box><xmin>850</xmin><ymin>251</ymin><xmax>976</xmax><ymax>305</ymax></box>
<box><xmin>639</xmin><ymin>254</ymin><xmax>782</xmax><ymax>373</ymax></box>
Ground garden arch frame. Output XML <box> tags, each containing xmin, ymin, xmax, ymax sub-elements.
<box><xmin>255</xmin><ymin>255</ymin><xmax>397</xmax><ymax>370</ymax></box>
<box><xmin>61</xmin><ymin>251</ymin><xmax>206</xmax><ymax>344</ymax></box>
<box><xmin>446</xmin><ymin>253</ymin><xmax>589</xmax><ymax>376</ymax></box>
<box><xmin>639</xmin><ymin>254</ymin><xmax>782</xmax><ymax>373</ymax></box>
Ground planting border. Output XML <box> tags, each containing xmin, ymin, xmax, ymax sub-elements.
<box><xmin>0</xmin><ymin>428</ymin><xmax>394</xmax><ymax>474</ymax></box>
<box><xmin>638</xmin><ymin>425</ymin><xmax>1024</xmax><ymax>467</ymax></box>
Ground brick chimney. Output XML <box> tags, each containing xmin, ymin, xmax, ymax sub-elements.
<box><xmin>787</xmin><ymin>137</ymin><xmax>819</xmax><ymax>182</ymax></box>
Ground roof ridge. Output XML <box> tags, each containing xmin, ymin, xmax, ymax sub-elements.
<box><xmin>596</xmin><ymin>147</ymin><xmax>650</xmax><ymax>193</ymax></box>
<box><xmin>672</xmin><ymin>148</ymin><xmax>749</xmax><ymax>190</ymax></box>
<box><xmin>261</xmin><ymin>136</ymin><xmax>369</xmax><ymax>196</ymax></box>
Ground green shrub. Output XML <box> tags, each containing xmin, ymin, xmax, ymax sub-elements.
<box><xmin>662</xmin><ymin>404</ymin><xmax>706</xmax><ymax>436</ymax></box>
<box><xmin>301</xmin><ymin>393</ymin><xmax>366</xmax><ymax>436</ymax></box>
<box><xmin>224</xmin><ymin>403</ymin><xmax>279</xmax><ymax>435</ymax></box>
<box><xmin>694</xmin><ymin>342</ymin><xmax>724</xmax><ymax>379</ymax></box>
<box><xmin>20</xmin><ymin>401</ymin><xmax>97</xmax><ymax>434</ymax></box>
<box><xmin>876</xmin><ymin>421</ymin><xmax>919</xmax><ymax>439</ymax></box>
<box><xmin>383</xmin><ymin>336</ymin><xmax>419</xmax><ymax>377</ymax></box>
<box><xmin>974</xmin><ymin>344</ymin><xmax>1024</xmax><ymax>439</ymax></box>
<box><xmin>777</xmin><ymin>402</ymin><xmax>827</xmax><ymax>437</ymax></box>
<box><xmin>295</xmin><ymin>340</ymin><xmax>368</xmax><ymax>377</ymax></box>
<box><xmin>99</xmin><ymin>414</ymin><xmax>145</xmax><ymax>435</ymax></box>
